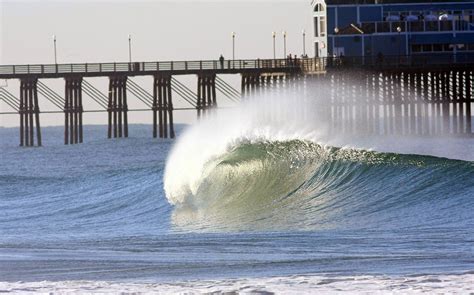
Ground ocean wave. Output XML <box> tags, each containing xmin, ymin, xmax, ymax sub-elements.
<box><xmin>165</xmin><ymin>137</ymin><xmax>474</xmax><ymax>232</ymax></box>
<box><xmin>163</xmin><ymin>94</ymin><xmax>474</xmax><ymax>232</ymax></box>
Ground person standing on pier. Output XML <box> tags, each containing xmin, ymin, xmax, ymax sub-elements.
<box><xmin>219</xmin><ymin>55</ymin><xmax>225</xmax><ymax>69</ymax></box>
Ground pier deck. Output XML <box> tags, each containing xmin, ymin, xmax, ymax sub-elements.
<box><xmin>0</xmin><ymin>56</ymin><xmax>473</xmax><ymax>146</ymax></box>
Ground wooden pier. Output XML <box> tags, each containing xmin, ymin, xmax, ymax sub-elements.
<box><xmin>0</xmin><ymin>55</ymin><xmax>473</xmax><ymax>146</ymax></box>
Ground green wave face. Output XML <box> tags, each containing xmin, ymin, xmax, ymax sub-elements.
<box><xmin>171</xmin><ymin>140</ymin><xmax>474</xmax><ymax>232</ymax></box>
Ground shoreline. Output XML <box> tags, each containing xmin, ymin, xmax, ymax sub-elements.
<box><xmin>1</xmin><ymin>273</ymin><xmax>473</xmax><ymax>294</ymax></box>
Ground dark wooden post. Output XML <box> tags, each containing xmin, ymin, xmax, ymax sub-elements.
<box><xmin>28</xmin><ymin>80</ymin><xmax>34</xmax><ymax>146</ymax></box>
<box><xmin>206</xmin><ymin>76</ymin><xmax>212</xmax><ymax>109</ymax></box>
<box><xmin>442</xmin><ymin>71</ymin><xmax>450</xmax><ymax>134</ymax></box>
<box><xmin>19</xmin><ymin>79</ymin><xmax>40</xmax><ymax>147</ymax></box>
<box><xmin>167</xmin><ymin>77</ymin><xmax>175</xmax><ymax>138</ymax></box>
<box><xmin>196</xmin><ymin>76</ymin><xmax>202</xmax><ymax>118</ymax></box>
<box><xmin>24</xmin><ymin>81</ymin><xmax>30</xmax><ymax>146</ymax></box>
<box><xmin>158</xmin><ymin>77</ymin><xmax>164</xmax><ymax>138</ymax></box>
<box><xmin>113</xmin><ymin>79</ymin><xmax>118</xmax><ymax>138</ymax></box>
<box><xmin>107</xmin><ymin>79</ymin><xmax>113</xmax><ymax>138</ymax></box>
<box><xmin>430</xmin><ymin>71</ymin><xmax>435</xmax><ymax>134</ymax></box>
<box><xmin>33</xmin><ymin>81</ymin><xmax>41</xmax><ymax>146</ymax></box>
<box><xmin>457</xmin><ymin>71</ymin><xmax>462</xmax><ymax>134</ymax></box>
<box><xmin>64</xmin><ymin>80</ymin><xmax>69</xmax><ymax>144</ymax></box>
<box><xmin>211</xmin><ymin>75</ymin><xmax>217</xmax><ymax>108</ymax></box>
<box><xmin>69</xmin><ymin>80</ymin><xmax>74</xmax><ymax>144</ymax></box>
<box><xmin>153</xmin><ymin>77</ymin><xmax>158</xmax><ymax>137</ymax></box>
<box><xmin>74</xmin><ymin>80</ymin><xmax>79</xmax><ymax>144</ymax></box>
<box><xmin>241</xmin><ymin>75</ymin><xmax>246</xmax><ymax>98</ymax></box>
<box><xmin>118</xmin><ymin>78</ymin><xmax>123</xmax><ymax>138</ymax></box>
<box><xmin>19</xmin><ymin>81</ymin><xmax>25</xmax><ymax>147</ymax></box>
<box><xmin>163</xmin><ymin>76</ymin><xmax>168</xmax><ymax>138</ymax></box>
<box><xmin>78</xmin><ymin>79</ymin><xmax>83</xmax><ymax>143</ymax></box>
<box><xmin>416</xmin><ymin>71</ymin><xmax>422</xmax><ymax>135</ymax></box>
<box><xmin>401</xmin><ymin>71</ymin><xmax>408</xmax><ymax>135</ymax></box>
<box><xmin>452</xmin><ymin>70</ymin><xmax>458</xmax><ymax>134</ymax></box>
<box><xmin>123</xmin><ymin>78</ymin><xmax>128</xmax><ymax>138</ymax></box>
<box><xmin>435</xmin><ymin>71</ymin><xmax>442</xmax><ymax>134</ymax></box>
<box><xmin>466</xmin><ymin>70</ymin><xmax>472</xmax><ymax>134</ymax></box>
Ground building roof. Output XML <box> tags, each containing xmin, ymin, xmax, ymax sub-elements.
<box><xmin>325</xmin><ymin>0</ymin><xmax>473</xmax><ymax>4</ymax></box>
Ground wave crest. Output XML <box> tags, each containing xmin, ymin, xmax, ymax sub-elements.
<box><xmin>163</xmin><ymin>95</ymin><xmax>474</xmax><ymax>232</ymax></box>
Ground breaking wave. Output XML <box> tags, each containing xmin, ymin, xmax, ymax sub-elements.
<box><xmin>164</xmin><ymin>93</ymin><xmax>474</xmax><ymax>232</ymax></box>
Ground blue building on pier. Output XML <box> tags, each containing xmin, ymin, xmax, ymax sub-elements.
<box><xmin>312</xmin><ymin>0</ymin><xmax>474</xmax><ymax>61</ymax></box>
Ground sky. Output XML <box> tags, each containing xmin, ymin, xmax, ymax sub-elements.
<box><xmin>0</xmin><ymin>0</ymin><xmax>313</xmax><ymax>127</ymax></box>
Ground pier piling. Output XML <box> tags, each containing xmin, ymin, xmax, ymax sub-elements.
<box><xmin>107</xmin><ymin>76</ymin><xmax>128</xmax><ymax>139</ymax></box>
<box><xmin>64</xmin><ymin>77</ymin><xmax>83</xmax><ymax>144</ymax></box>
<box><xmin>19</xmin><ymin>78</ymin><xmax>41</xmax><ymax>147</ymax></box>
<box><xmin>153</xmin><ymin>75</ymin><xmax>174</xmax><ymax>138</ymax></box>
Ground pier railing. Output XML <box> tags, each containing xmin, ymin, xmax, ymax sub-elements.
<box><xmin>1</xmin><ymin>55</ymin><xmax>472</xmax><ymax>78</ymax></box>
<box><xmin>0</xmin><ymin>59</ymin><xmax>299</xmax><ymax>77</ymax></box>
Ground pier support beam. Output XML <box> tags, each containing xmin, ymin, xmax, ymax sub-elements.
<box><xmin>153</xmin><ymin>75</ymin><xmax>175</xmax><ymax>138</ymax></box>
<box><xmin>466</xmin><ymin>70</ymin><xmax>472</xmax><ymax>134</ymax></box>
<box><xmin>19</xmin><ymin>78</ymin><xmax>41</xmax><ymax>147</ymax></box>
<box><xmin>241</xmin><ymin>73</ymin><xmax>262</xmax><ymax>98</ymax></box>
<box><xmin>64</xmin><ymin>77</ymin><xmax>83</xmax><ymax>144</ymax></box>
<box><xmin>197</xmin><ymin>74</ymin><xmax>217</xmax><ymax>117</ymax></box>
<box><xmin>107</xmin><ymin>76</ymin><xmax>128</xmax><ymax>139</ymax></box>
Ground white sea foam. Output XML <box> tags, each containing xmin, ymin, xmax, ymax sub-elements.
<box><xmin>1</xmin><ymin>274</ymin><xmax>473</xmax><ymax>294</ymax></box>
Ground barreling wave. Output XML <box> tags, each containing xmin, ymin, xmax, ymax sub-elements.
<box><xmin>165</xmin><ymin>138</ymin><xmax>473</xmax><ymax>231</ymax></box>
<box><xmin>163</xmin><ymin>95</ymin><xmax>474</xmax><ymax>232</ymax></box>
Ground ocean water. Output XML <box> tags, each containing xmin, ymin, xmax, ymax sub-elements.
<box><xmin>1</xmin><ymin>95</ymin><xmax>474</xmax><ymax>293</ymax></box>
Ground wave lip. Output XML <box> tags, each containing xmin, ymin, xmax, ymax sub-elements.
<box><xmin>165</xmin><ymin>137</ymin><xmax>474</xmax><ymax>232</ymax></box>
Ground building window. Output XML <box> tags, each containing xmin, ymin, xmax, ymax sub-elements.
<box><xmin>377</xmin><ymin>22</ymin><xmax>390</xmax><ymax>33</ymax></box>
<box><xmin>457</xmin><ymin>44</ymin><xmax>466</xmax><ymax>51</ymax></box>
<box><xmin>314</xmin><ymin>3</ymin><xmax>324</xmax><ymax>12</ymax></box>
<box><xmin>320</xmin><ymin>16</ymin><xmax>326</xmax><ymax>37</ymax></box>
<box><xmin>314</xmin><ymin>17</ymin><xmax>319</xmax><ymax>37</ymax></box>
<box><xmin>440</xmin><ymin>21</ymin><xmax>453</xmax><ymax>31</ymax></box>
<box><xmin>411</xmin><ymin>43</ymin><xmax>466</xmax><ymax>53</ymax></box>
<box><xmin>412</xmin><ymin>45</ymin><xmax>422</xmax><ymax>53</ymax></box>
<box><xmin>433</xmin><ymin>44</ymin><xmax>443</xmax><ymax>52</ymax></box>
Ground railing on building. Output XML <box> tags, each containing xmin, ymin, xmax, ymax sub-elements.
<box><xmin>300</xmin><ymin>54</ymin><xmax>474</xmax><ymax>73</ymax></box>
<box><xmin>356</xmin><ymin>20</ymin><xmax>473</xmax><ymax>34</ymax></box>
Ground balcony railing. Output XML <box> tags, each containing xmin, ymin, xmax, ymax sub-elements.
<box><xmin>350</xmin><ymin>20</ymin><xmax>473</xmax><ymax>35</ymax></box>
<box><xmin>322</xmin><ymin>54</ymin><xmax>474</xmax><ymax>69</ymax></box>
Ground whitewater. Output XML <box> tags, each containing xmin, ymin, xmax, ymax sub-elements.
<box><xmin>1</xmin><ymin>85</ymin><xmax>474</xmax><ymax>293</ymax></box>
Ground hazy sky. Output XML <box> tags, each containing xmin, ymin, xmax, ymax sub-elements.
<box><xmin>1</xmin><ymin>0</ymin><xmax>313</xmax><ymax>127</ymax></box>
